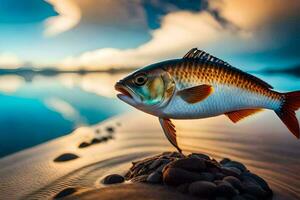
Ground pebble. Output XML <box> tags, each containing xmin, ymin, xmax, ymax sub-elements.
<box><xmin>188</xmin><ymin>153</ymin><xmax>210</xmax><ymax>160</ymax></box>
<box><xmin>221</xmin><ymin>167</ymin><xmax>241</xmax><ymax>177</ymax></box>
<box><xmin>199</xmin><ymin>172</ymin><xmax>215</xmax><ymax>182</ymax></box>
<box><xmin>232</xmin><ymin>195</ymin><xmax>247</xmax><ymax>200</ymax></box>
<box><xmin>146</xmin><ymin>171</ymin><xmax>162</xmax><ymax>184</ymax></box>
<box><xmin>242</xmin><ymin>183</ymin><xmax>266</xmax><ymax>198</ymax></box>
<box><xmin>176</xmin><ymin>183</ymin><xmax>190</xmax><ymax>193</ymax></box>
<box><xmin>242</xmin><ymin>172</ymin><xmax>271</xmax><ymax>192</ymax></box>
<box><xmin>102</xmin><ymin>174</ymin><xmax>125</xmax><ymax>184</ymax></box>
<box><xmin>223</xmin><ymin>176</ymin><xmax>242</xmax><ymax>191</ymax></box>
<box><xmin>188</xmin><ymin>181</ymin><xmax>217</xmax><ymax>198</ymax></box>
<box><xmin>241</xmin><ymin>194</ymin><xmax>258</xmax><ymax>200</ymax></box>
<box><xmin>166</xmin><ymin>157</ymin><xmax>206</xmax><ymax>172</ymax></box>
<box><xmin>149</xmin><ymin>159</ymin><xmax>163</xmax><ymax>170</ymax></box>
<box><xmin>215</xmin><ymin>173</ymin><xmax>226</xmax><ymax>180</ymax></box>
<box><xmin>123</xmin><ymin>152</ymin><xmax>272</xmax><ymax>199</ymax></box>
<box><xmin>224</xmin><ymin>161</ymin><xmax>247</xmax><ymax>172</ymax></box>
<box><xmin>53</xmin><ymin>187</ymin><xmax>77</xmax><ymax>199</ymax></box>
<box><xmin>53</xmin><ymin>153</ymin><xmax>79</xmax><ymax>162</ymax></box>
<box><xmin>78</xmin><ymin>142</ymin><xmax>90</xmax><ymax>148</ymax></box>
<box><xmin>216</xmin><ymin>182</ymin><xmax>238</xmax><ymax>197</ymax></box>
<box><xmin>130</xmin><ymin>174</ymin><xmax>148</xmax><ymax>183</ymax></box>
<box><xmin>163</xmin><ymin>167</ymin><xmax>205</xmax><ymax>186</ymax></box>
<box><xmin>220</xmin><ymin>158</ymin><xmax>231</xmax><ymax>165</ymax></box>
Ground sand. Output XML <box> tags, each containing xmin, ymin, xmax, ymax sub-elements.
<box><xmin>0</xmin><ymin>111</ymin><xmax>299</xmax><ymax>199</ymax></box>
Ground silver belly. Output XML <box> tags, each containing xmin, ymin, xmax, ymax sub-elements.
<box><xmin>160</xmin><ymin>84</ymin><xmax>281</xmax><ymax>119</ymax></box>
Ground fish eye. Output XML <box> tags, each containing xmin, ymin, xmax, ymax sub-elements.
<box><xmin>134</xmin><ymin>73</ymin><xmax>147</xmax><ymax>86</ymax></box>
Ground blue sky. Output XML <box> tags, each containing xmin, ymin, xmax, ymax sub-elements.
<box><xmin>0</xmin><ymin>0</ymin><xmax>300</xmax><ymax>70</ymax></box>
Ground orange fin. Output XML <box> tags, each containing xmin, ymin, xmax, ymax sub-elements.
<box><xmin>276</xmin><ymin>91</ymin><xmax>300</xmax><ymax>138</ymax></box>
<box><xmin>177</xmin><ymin>84</ymin><xmax>213</xmax><ymax>104</ymax></box>
<box><xmin>159</xmin><ymin>118</ymin><xmax>181</xmax><ymax>152</ymax></box>
<box><xmin>225</xmin><ymin>109</ymin><xmax>263</xmax><ymax>123</ymax></box>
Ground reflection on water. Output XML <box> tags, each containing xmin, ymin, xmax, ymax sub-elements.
<box><xmin>0</xmin><ymin>73</ymin><xmax>131</xmax><ymax>158</ymax></box>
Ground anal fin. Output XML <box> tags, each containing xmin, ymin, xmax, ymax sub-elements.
<box><xmin>225</xmin><ymin>109</ymin><xmax>263</xmax><ymax>123</ymax></box>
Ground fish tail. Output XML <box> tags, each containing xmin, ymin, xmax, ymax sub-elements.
<box><xmin>275</xmin><ymin>91</ymin><xmax>300</xmax><ymax>138</ymax></box>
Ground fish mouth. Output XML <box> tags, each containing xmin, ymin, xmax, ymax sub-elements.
<box><xmin>115</xmin><ymin>81</ymin><xmax>133</xmax><ymax>99</ymax></box>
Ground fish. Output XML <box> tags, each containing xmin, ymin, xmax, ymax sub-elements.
<box><xmin>115</xmin><ymin>48</ymin><xmax>300</xmax><ymax>152</ymax></box>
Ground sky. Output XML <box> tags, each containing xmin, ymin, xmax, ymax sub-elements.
<box><xmin>0</xmin><ymin>0</ymin><xmax>300</xmax><ymax>70</ymax></box>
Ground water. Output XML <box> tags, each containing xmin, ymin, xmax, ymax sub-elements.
<box><xmin>0</xmin><ymin>73</ymin><xmax>130</xmax><ymax>158</ymax></box>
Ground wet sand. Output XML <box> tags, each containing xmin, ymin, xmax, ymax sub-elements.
<box><xmin>0</xmin><ymin>111</ymin><xmax>299</xmax><ymax>199</ymax></box>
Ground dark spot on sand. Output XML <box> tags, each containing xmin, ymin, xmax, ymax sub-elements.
<box><xmin>53</xmin><ymin>187</ymin><xmax>77</xmax><ymax>199</ymax></box>
<box><xmin>106</xmin><ymin>126</ymin><xmax>115</xmax><ymax>134</ymax></box>
<box><xmin>102</xmin><ymin>174</ymin><xmax>125</xmax><ymax>185</ymax></box>
<box><xmin>78</xmin><ymin>142</ymin><xmax>91</xmax><ymax>148</ymax></box>
<box><xmin>95</xmin><ymin>129</ymin><xmax>101</xmax><ymax>134</ymax></box>
<box><xmin>54</xmin><ymin>153</ymin><xmax>79</xmax><ymax>162</ymax></box>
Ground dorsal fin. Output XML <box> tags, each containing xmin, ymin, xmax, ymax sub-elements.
<box><xmin>183</xmin><ymin>48</ymin><xmax>231</xmax><ymax>67</ymax></box>
<box><xmin>183</xmin><ymin>48</ymin><xmax>273</xmax><ymax>89</ymax></box>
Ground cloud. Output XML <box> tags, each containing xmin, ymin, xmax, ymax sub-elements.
<box><xmin>210</xmin><ymin>0</ymin><xmax>300</xmax><ymax>30</ymax></box>
<box><xmin>0</xmin><ymin>53</ymin><xmax>23</xmax><ymax>69</ymax></box>
<box><xmin>44</xmin><ymin>0</ymin><xmax>81</xmax><ymax>37</ymax></box>
<box><xmin>59</xmin><ymin>11</ymin><xmax>237</xmax><ymax>69</ymax></box>
<box><xmin>58</xmin><ymin>0</ymin><xmax>300</xmax><ymax>69</ymax></box>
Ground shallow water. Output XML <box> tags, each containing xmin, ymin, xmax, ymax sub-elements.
<box><xmin>0</xmin><ymin>72</ymin><xmax>299</xmax><ymax>199</ymax></box>
<box><xmin>0</xmin><ymin>73</ymin><xmax>129</xmax><ymax>157</ymax></box>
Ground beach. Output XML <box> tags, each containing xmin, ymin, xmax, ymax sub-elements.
<box><xmin>0</xmin><ymin>110</ymin><xmax>299</xmax><ymax>199</ymax></box>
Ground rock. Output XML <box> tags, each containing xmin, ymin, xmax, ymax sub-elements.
<box><xmin>163</xmin><ymin>168</ymin><xmax>205</xmax><ymax>186</ymax></box>
<box><xmin>215</xmin><ymin>197</ymin><xmax>228</xmax><ymax>200</ymax></box>
<box><xmin>106</xmin><ymin>126</ymin><xmax>115</xmax><ymax>133</ymax></box>
<box><xmin>223</xmin><ymin>176</ymin><xmax>242</xmax><ymax>191</ymax></box>
<box><xmin>241</xmin><ymin>172</ymin><xmax>271</xmax><ymax>192</ymax></box>
<box><xmin>78</xmin><ymin>142</ymin><xmax>90</xmax><ymax>148</ymax></box>
<box><xmin>220</xmin><ymin>158</ymin><xmax>231</xmax><ymax>165</ymax></box>
<box><xmin>53</xmin><ymin>153</ymin><xmax>79</xmax><ymax>162</ymax></box>
<box><xmin>216</xmin><ymin>182</ymin><xmax>238</xmax><ymax>197</ymax></box>
<box><xmin>102</xmin><ymin>174</ymin><xmax>125</xmax><ymax>185</ymax></box>
<box><xmin>215</xmin><ymin>173</ymin><xmax>225</xmax><ymax>180</ymax></box>
<box><xmin>53</xmin><ymin>187</ymin><xmax>77</xmax><ymax>199</ymax></box>
<box><xmin>176</xmin><ymin>183</ymin><xmax>190</xmax><ymax>193</ymax></box>
<box><xmin>221</xmin><ymin>167</ymin><xmax>241</xmax><ymax>177</ymax></box>
<box><xmin>199</xmin><ymin>172</ymin><xmax>215</xmax><ymax>182</ymax></box>
<box><xmin>224</xmin><ymin>161</ymin><xmax>247</xmax><ymax>172</ymax></box>
<box><xmin>188</xmin><ymin>153</ymin><xmax>210</xmax><ymax>160</ymax></box>
<box><xmin>242</xmin><ymin>182</ymin><xmax>266</xmax><ymax>198</ymax></box>
<box><xmin>156</xmin><ymin>163</ymin><xmax>169</xmax><ymax>173</ymax></box>
<box><xmin>146</xmin><ymin>171</ymin><xmax>162</xmax><ymax>184</ymax></box>
<box><xmin>130</xmin><ymin>175</ymin><xmax>148</xmax><ymax>183</ymax></box>
<box><xmin>241</xmin><ymin>194</ymin><xmax>258</xmax><ymax>200</ymax></box>
<box><xmin>208</xmin><ymin>167</ymin><xmax>221</xmax><ymax>173</ymax></box>
<box><xmin>149</xmin><ymin>159</ymin><xmax>163</xmax><ymax>170</ymax></box>
<box><xmin>188</xmin><ymin>181</ymin><xmax>217</xmax><ymax>198</ymax></box>
<box><xmin>232</xmin><ymin>195</ymin><xmax>247</xmax><ymax>200</ymax></box>
<box><xmin>166</xmin><ymin>158</ymin><xmax>206</xmax><ymax>172</ymax></box>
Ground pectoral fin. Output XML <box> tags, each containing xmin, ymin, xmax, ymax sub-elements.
<box><xmin>159</xmin><ymin>118</ymin><xmax>181</xmax><ymax>152</ymax></box>
<box><xmin>225</xmin><ymin>109</ymin><xmax>263</xmax><ymax>123</ymax></box>
<box><xmin>177</xmin><ymin>84</ymin><xmax>213</xmax><ymax>104</ymax></box>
